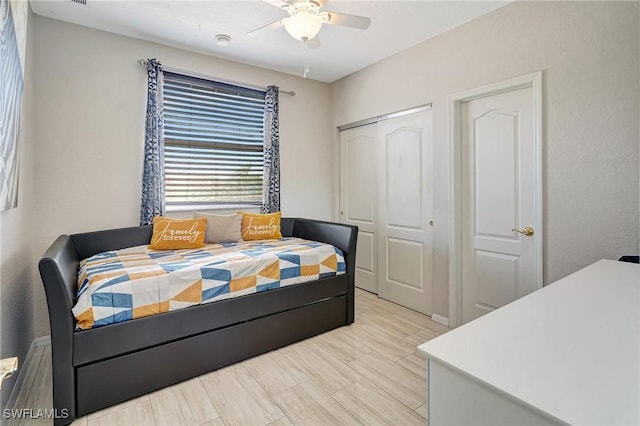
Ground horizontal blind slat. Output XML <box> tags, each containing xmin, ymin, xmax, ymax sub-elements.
<box><xmin>164</xmin><ymin>108</ymin><xmax>264</xmax><ymax>124</ymax></box>
<box><xmin>164</xmin><ymin>91</ymin><xmax>265</xmax><ymax>110</ymax></box>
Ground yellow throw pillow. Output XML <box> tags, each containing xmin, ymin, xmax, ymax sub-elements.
<box><xmin>149</xmin><ymin>216</ymin><xmax>207</xmax><ymax>250</ymax></box>
<box><xmin>238</xmin><ymin>211</ymin><xmax>282</xmax><ymax>241</ymax></box>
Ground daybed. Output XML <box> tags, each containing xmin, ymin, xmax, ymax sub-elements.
<box><xmin>39</xmin><ymin>217</ymin><xmax>357</xmax><ymax>426</ymax></box>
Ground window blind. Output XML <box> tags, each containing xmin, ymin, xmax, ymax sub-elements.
<box><xmin>162</xmin><ymin>72</ymin><xmax>266</xmax><ymax>206</ymax></box>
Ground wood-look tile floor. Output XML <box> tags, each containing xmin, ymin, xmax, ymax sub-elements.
<box><xmin>12</xmin><ymin>289</ymin><xmax>448</xmax><ymax>426</ymax></box>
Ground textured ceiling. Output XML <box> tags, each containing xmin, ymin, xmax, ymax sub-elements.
<box><xmin>29</xmin><ymin>0</ymin><xmax>509</xmax><ymax>83</ymax></box>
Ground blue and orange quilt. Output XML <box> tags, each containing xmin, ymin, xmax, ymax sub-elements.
<box><xmin>73</xmin><ymin>237</ymin><xmax>346</xmax><ymax>330</ymax></box>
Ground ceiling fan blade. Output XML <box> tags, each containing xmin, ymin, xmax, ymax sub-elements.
<box><xmin>261</xmin><ymin>0</ymin><xmax>291</xmax><ymax>9</ymax></box>
<box><xmin>305</xmin><ymin>36</ymin><xmax>321</xmax><ymax>49</ymax></box>
<box><xmin>322</xmin><ymin>12</ymin><xmax>371</xmax><ymax>30</ymax></box>
<box><xmin>246</xmin><ymin>19</ymin><xmax>284</xmax><ymax>37</ymax></box>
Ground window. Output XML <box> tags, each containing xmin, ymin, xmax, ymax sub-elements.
<box><xmin>162</xmin><ymin>72</ymin><xmax>266</xmax><ymax>208</ymax></box>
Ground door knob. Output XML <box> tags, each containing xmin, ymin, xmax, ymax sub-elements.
<box><xmin>512</xmin><ymin>227</ymin><xmax>534</xmax><ymax>237</ymax></box>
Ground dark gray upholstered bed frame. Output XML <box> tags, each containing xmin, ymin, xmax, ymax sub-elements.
<box><xmin>39</xmin><ymin>217</ymin><xmax>357</xmax><ymax>426</ymax></box>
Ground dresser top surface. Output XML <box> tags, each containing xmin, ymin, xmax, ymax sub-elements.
<box><xmin>419</xmin><ymin>259</ymin><xmax>640</xmax><ymax>425</ymax></box>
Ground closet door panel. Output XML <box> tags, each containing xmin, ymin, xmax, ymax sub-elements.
<box><xmin>339</xmin><ymin>124</ymin><xmax>378</xmax><ymax>294</ymax></box>
<box><xmin>378</xmin><ymin>110</ymin><xmax>433</xmax><ymax>315</ymax></box>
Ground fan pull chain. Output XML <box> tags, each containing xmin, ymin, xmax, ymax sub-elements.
<box><xmin>303</xmin><ymin>40</ymin><xmax>310</xmax><ymax>79</ymax></box>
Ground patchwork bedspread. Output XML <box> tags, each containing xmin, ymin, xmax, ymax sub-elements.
<box><xmin>73</xmin><ymin>237</ymin><xmax>346</xmax><ymax>330</ymax></box>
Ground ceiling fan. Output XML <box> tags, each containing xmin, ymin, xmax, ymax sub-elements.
<box><xmin>247</xmin><ymin>0</ymin><xmax>371</xmax><ymax>48</ymax></box>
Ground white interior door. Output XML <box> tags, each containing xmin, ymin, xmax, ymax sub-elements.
<box><xmin>461</xmin><ymin>86</ymin><xmax>541</xmax><ymax>323</ymax></box>
<box><xmin>377</xmin><ymin>110</ymin><xmax>433</xmax><ymax>314</ymax></box>
<box><xmin>339</xmin><ymin>124</ymin><xmax>378</xmax><ymax>294</ymax></box>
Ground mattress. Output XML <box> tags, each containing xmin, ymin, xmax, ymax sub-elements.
<box><xmin>73</xmin><ymin>237</ymin><xmax>346</xmax><ymax>330</ymax></box>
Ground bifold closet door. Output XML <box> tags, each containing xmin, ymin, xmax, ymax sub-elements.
<box><xmin>339</xmin><ymin>123</ymin><xmax>378</xmax><ymax>294</ymax></box>
<box><xmin>377</xmin><ymin>110</ymin><xmax>433</xmax><ymax>315</ymax></box>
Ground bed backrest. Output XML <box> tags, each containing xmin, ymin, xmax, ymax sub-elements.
<box><xmin>70</xmin><ymin>225</ymin><xmax>153</xmax><ymax>260</ymax></box>
<box><xmin>280</xmin><ymin>217</ymin><xmax>295</xmax><ymax>237</ymax></box>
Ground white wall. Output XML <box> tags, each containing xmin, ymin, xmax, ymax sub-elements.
<box><xmin>30</xmin><ymin>16</ymin><xmax>333</xmax><ymax>336</ymax></box>
<box><xmin>330</xmin><ymin>1</ymin><xmax>640</xmax><ymax>319</ymax></box>
<box><xmin>0</xmin><ymin>0</ymin><xmax>36</xmax><ymax>403</ymax></box>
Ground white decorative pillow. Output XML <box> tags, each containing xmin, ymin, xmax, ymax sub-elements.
<box><xmin>193</xmin><ymin>212</ymin><xmax>243</xmax><ymax>243</ymax></box>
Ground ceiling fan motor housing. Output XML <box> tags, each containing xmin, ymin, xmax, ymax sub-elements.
<box><xmin>284</xmin><ymin>0</ymin><xmax>322</xmax><ymax>17</ymax></box>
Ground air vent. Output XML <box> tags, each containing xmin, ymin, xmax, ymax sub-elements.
<box><xmin>71</xmin><ymin>0</ymin><xmax>86</xmax><ymax>5</ymax></box>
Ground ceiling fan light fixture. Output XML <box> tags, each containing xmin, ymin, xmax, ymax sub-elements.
<box><xmin>283</xmin><ymin>12</ymin><xmax>322</xmax><ymax>41</ymax></box>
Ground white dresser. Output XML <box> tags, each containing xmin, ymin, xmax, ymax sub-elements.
<box><xmin>418</xmin><ymin>260</ymin><xmax>640</xmax><ymax>425</ymax></box>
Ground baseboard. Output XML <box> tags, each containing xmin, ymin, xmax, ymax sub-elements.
<box><xmin>431</xmin><ymin>314</ymin><xmax>449</xmax><ymax>327</ymax></box>
<box><xmin>5</xmin><ymin>336</ymin><xmax>51</xmax><ymax>410</ymax></box>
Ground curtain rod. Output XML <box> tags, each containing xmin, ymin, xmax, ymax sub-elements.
<box><xmin>138</xmin><ymin>59</ymin><xmax>295</xmax><ymax>97</ymax></box>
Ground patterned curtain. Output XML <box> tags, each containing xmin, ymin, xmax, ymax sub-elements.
<box><xmin>140</xmin><ymin>58</ymin><xmax>165</xmax><ymax>225</ymax></box>
<box><xmin>262</xmin><ymin>85</ymin><xmax>280</xmax><ymax>213</ymax></box>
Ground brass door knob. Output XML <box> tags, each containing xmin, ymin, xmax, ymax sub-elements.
<box><xmin>512</xmin><ymin>227</ymin><xmax>534</xmax><ymax>237</ymax></box>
